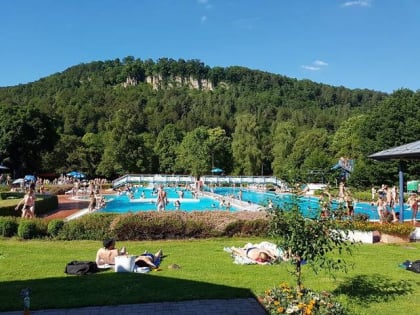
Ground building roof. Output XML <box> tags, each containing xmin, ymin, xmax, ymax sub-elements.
<box><xmin>369</xmin><ymin>140</ymin><xmax>420</xmax><ymax>160</ymax></box>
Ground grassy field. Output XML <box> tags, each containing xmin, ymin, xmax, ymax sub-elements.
<box><xmin>0</xmin><ymin>237</ymin><xmax>419</xmax><ymax>314</ymax></box>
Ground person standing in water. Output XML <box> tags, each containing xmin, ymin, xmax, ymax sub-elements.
<box><xmin>156</xmin><ymin>185</ymin><xmax>167</xmax><ymax>211</ymax></box>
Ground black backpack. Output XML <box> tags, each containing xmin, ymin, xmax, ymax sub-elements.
<box><xmin>407</xmin><ymin>260</ymin><xmax>420</xmax><ymax>274</ymax></box>
<box><xmin>65</xmin><ymin>261</ymin><xmax>99</xmax><ymax>275</ymax></box>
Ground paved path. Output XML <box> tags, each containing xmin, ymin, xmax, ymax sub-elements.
<box><xmin>0</xmin><ymin>298</ymin><xmax>267</xmax><ymax>315</ymax></box>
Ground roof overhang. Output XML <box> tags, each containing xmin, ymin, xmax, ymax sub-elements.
<box><xmin>369</xmin><ymin>140</ymin><xmax>420</xmax><ymax>161</ymax></box>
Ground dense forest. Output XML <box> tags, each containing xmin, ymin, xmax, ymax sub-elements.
<box><xmin>0</xmin><ymin>56</ymin><xmax>419</xmax><ymax>188</ymax></box>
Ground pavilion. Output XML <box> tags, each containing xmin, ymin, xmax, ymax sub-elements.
<box><xmin>369</xmin><ymin>140</ymin><xmax>420</xmax><ymax>222</ymax></box>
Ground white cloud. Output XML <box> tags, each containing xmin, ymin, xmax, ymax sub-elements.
<box><xmin>314</xmin><ymin>60</ymin><xmax>328</xmax><ymax>66</ymax></box>
<box><xmin>301</xmin><ymin>60</ymin><xmax>329</xmax><ymax>71</ymax></box>
<box><xmin>201</xmin><ymin>16</ymin><xmax>207</xmax><ymax>24</ymax></box>
<box><xmin>301</xmin><ymin>65</ymin><xmax>321</xmax><ymax>71</ymax></box>
<box><xmin>342</xmin><ymin>0</ymin><xmax>371</xmax><ymax>7</ymax></box>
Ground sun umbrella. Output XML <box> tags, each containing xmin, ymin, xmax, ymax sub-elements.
<box><xmin>12</xmin><ymin>178</ymin><xmax>24</xmax><ymax>184</ymax></box>
<box><xmin>24</xmin><ymin>175</ymin><xmax>36</xmax><ymax>182</ymax></box>
<box><xmin>211</xmin><ymin>167</ymin><xmax>224</xmax><ymax>173</ymax></box>
<box><xmin>67</xmin><ymin>171</ymin><xmax>86</xmax><ymax>179</ymax></box>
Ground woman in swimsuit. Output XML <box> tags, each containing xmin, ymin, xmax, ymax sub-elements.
<box><xmin>407</xmin><ymin>193</ymin><xmax>418</xmax><ymax>225</ymax></box>
<box><xmin>376</xmin><ymin>196</ymin><xmax>386</xmax><ymax>224</ymax></box>
<box><xmin>15</xmin><ymin>183</ymin><xmax>36</xmax><ymax>218</ymax></box>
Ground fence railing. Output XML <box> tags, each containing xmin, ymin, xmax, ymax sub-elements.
<box><xmin>112</xmin><ymin>174</ymin><xmax>287</xmax><ymax>189</ymax></box>
<box><xmin>112</xmin><ymin>174</ymin><xmax>196</xmax><ymax>188</ymax></box>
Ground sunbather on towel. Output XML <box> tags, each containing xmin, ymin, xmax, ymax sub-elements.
<box><xmin>95</xmin><ymin>238</ymin><xmax>127</xmax><ymax>266</ymax></box>
<box><xmin>231</xmin><ymin>247</ymin><xmax>277</xmax><ymax>264</ymax></box>
<box><xmin>134</xmin><ymin>250</ymin><xmax>163</xmax><ymax>269</ymax></box>
<box><xmin>96</xmin><ymin>238</ymin><xmax>162</xmax><ymax>269</ymax></box>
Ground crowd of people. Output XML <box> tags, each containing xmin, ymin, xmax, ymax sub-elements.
<box><xmin>314</xmin><ymin>181</ymin><xmax>419</xmax><ymax>225</ymax></box>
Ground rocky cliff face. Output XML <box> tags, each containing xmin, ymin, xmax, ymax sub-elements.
<box><xmin>143</xmin><ymin>75</ymin><xmax>214</xmax><ymax>91</ymax></box>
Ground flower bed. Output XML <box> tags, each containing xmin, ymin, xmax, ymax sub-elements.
<box><xmin>260</xmin><ymin>282</ymin><xmax>346</xmax><ymax>315</ymax></box>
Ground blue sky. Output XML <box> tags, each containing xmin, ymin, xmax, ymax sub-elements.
<box><xmin>1</xmin><ymin>0</ymin><xmax>419</xmax><ymax>93</ymax></box>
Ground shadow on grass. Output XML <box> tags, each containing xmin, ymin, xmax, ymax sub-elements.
<box><xmin>0</xmin><ymin>271</ymin><xmax>258</xmax><ymax>312</ymax></box>
<box><xmin>333</xmin><ymin>273</ymin><xmax>414</xmax><ymax>304</ymax></box>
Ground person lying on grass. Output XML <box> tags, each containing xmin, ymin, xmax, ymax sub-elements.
<box><xmin>231</xmin><ymin>247</ymin><xmax>278</xmax><ymax>264</ymax></box>
<box><xmin>96</xmin><ymin>238</ymin><xmax>163</xmax><ymax>269</ymax></box>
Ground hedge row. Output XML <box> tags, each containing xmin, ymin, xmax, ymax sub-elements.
<box><xmin>0</xmin><ymin>211</ymin><xmax>269</xmax><ymax>240</ymax></box>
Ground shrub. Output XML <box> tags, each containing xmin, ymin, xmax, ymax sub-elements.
<box><xmin>0</xmin><ymin>216</ymin><xmax>18</xmax><ymax>237</ymax></box>
<box><xmin>242</xmin><ymin>219</ymin><xmax>269</xmax><ymax>236</ymax></box>
<box><xmin>377</xmin><ymin>223</ymin><xmax>415</xmax><ymax>237</ymax></box>
<box><xmin>56</xmin><ymin>219</ymin><xmax>87</xmax><ymax>240</ymax></box>
<box><xmin>344</xmin><ymin>220</ymin><xmax>415</xmax><ymax>237</ymax></box>
<box><xmin>184</xmin><ymin>219</ymin><xmax>208</xmax><ymax>237</ymax></box>
<box><xmin>17</xmin><ymin>220</ymin><xmax>38</xmax><ymax>239</ymax></box>
<box><xmin>44</xmin><ymin>185</ymin><xmax>73</xmax><ymax>195</ymax></box>
<box><xmin>223</xmin><ymin>220</ymin><xmax>246</xmax><ymax>237</ymax></box>
<box><xmin>47</xmin><ymin>219</ymin><xmax>65</xmax><ymax>237</ymax></box>
<box><xmin>57</xmin><ymin>213</ymin><xmax>115</xmax><ymax>240</ymax></box>
<box><xmin>55</xmin><ymin>211</ymin><xmax>268</xmax><ymax>241</ymax></box>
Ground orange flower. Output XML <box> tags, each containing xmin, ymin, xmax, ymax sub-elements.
<box><xmin>277</xmin><ymin>306</ymin><xmax>285</xmax><ymax>313</ymax></box>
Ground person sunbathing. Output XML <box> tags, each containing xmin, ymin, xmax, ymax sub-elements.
<box><xmin>134</xmin><ymin>249</ymin><xmax>163</xmax><ymax>269</ymax></box>
<box><xmin>96</xmin><ymin>238</ymin><xmax>162</xmax><ymax>269</ymax></box>
<box><xmin>232</xmin><ymin>247</ymin><xmax>277</xmax><ymax>264</ymax></box>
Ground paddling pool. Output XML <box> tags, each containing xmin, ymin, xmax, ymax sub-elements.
<box><xmin>99</xmin><ymin>187</ymin><xmax>235</xmax><ymax>213</ymax></box>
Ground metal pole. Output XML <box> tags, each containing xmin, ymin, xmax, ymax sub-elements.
<box><xmin>399</xmin><ymin>161</ymin><xmax>404</xmax><ymax>222</ymax></box>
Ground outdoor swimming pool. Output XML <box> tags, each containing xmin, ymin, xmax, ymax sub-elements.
<box><xmin>99</xmin><ymin>186</ymin><xmax>418</xmax><ymax>221</ymax></box>
<box><xmin>100</xmin><ymin>187</ymin><xmax>234</xmax><ymax>213</ymax></box>
<box><xmin>212</xmin><ymin>187</ymin><xmax>417</xmax><ymax>221</ymax></box>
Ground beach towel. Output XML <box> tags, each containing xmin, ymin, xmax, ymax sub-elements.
<box><xmin>224</xmin><ymin>241</ymin><xmax>284</xmax><ymax>265</ymax></box>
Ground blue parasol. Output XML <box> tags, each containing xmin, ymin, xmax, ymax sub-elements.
<box><xmin>24</xmin><ymin>175</ymin><xmax>36</xmax><ymax>182</ymax></box>
<box><xmin>211</xmin><ymin>167</ymin><xmax>224</xmax><ymax>173</ymax></box>
<box><xmin>66</xmin><ymin>171</ymin><xmax>86</xmax><ymax>179</ymax></box>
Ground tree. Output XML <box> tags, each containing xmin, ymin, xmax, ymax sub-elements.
<box><xmin>271</xmin><ymin>121</ymin><xmax>298</xmax><ymax>180</ymax></box>
<box><xmin>231</xmin><ymin>113</ymin><xmax>262</xmax><ymax>175</ymax></box>
<box><xmin>175</xmin><ymin>127</ymin><xmax>210</xmax><ymax>177</ymax></box>
<box><xmin>0</xmin><ymin>104</ymin><xmax>58</xmax><ymax>176</ymax></box>
<box><xmin>289</xmin><ymin>128</ymin><xmax>330</xmax><ymax>179</ymax></box>
<box><xmin>206</xmin><ymin>127</ymin><xmax>232</xmax><ymax>171</ymax></box>
<box><xmin>268</xmin><ymin>198</ymin><xmax>355</xmax><ymax>291</ymax></box>
<box><xmin>154</xmin><ymin>124</ymin><xmax>183</xmax><ymax>173</ymax></box>
<box><xmin>331</xmin><ymin>114</ymin><xmax>368</xmax><ymax>160</ymax></box>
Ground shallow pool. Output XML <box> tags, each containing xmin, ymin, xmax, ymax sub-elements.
<box><xmin>100</xmin><ymin>187</ymin><xmax>236</xmax><ymax>213</ymax></box>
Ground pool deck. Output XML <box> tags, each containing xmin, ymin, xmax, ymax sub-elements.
<box><xmin>42</xmin><ymin>194</ymin><xmax>89</xmax><ymax>220</ymax></box>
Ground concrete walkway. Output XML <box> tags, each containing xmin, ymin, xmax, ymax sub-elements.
<box><xmin>0</xmin><ymin>298</ymin><xmax>267</xmax><ymax>315</ymax></box>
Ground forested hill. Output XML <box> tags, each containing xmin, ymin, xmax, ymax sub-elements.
<box><xmin>0</xmin><ymin>56</ymin><xmax>419</xmax><ymax>187</ymax></box>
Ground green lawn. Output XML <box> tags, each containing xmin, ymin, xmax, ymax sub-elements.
<box><xmin>0</xmin><ymin>237</ymin><xmax>419</xmax><ymax>314</ymax></box>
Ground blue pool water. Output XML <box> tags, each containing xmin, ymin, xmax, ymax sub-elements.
<box><xmin>100</xmin><ymin>187</ymin><xmax>234</xmax><ymax>213</ymax></box>
<box><xmin>212</xmin><ymin>187</ymin><xmax>417</xmax><ymax>221</ymax></box>
<box><xmin>100</xmin><ymin>186</ymin><xmax>417</xmax><ymax>221</ymax></box>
